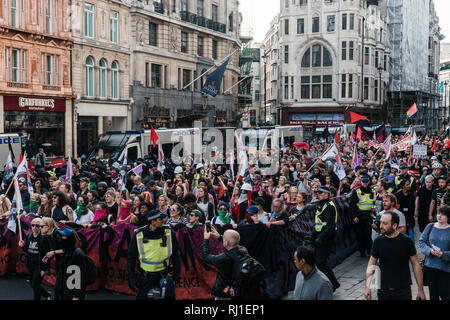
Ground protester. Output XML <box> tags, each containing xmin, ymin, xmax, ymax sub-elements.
<box><xmin>293</xmin><ymin>246</ymin><xmax>333</xmax><ymax>300</ymax></box>
<box><xmin>18</xmin><ymin>217</ymin><xmax>51</xmax><ymax>300</ymax></box>
<box><xmin>51</xmin><ymin>191</ymin><xmax>74</xmax><ymax>224</ymax></box>
<box><xmin>0</xmin><ymin>194</ymin><xmax>11</xmax><ymax>219</ymax></box>
<box><xmin>365</xmin><ymin>211</ymin><xmax>426</xmax><ymax>300</ymax></box>
<box><xmin>73</xmin><ymin>194</ymin><xmax>95</xmax><ymax>227</ymax></box>
<box><xmin>418</xmin><ymin>205</ymin><xmax>450</xmax><ymax>300</ymax></box>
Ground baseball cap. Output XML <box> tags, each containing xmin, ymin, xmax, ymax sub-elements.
<box><xmin>56</xmin><ymin>228</ymin><xmax>73</xmax><ymax>237</ymax></box>
<box><xmin>147</xmin><ymin>209</ymin><xmax>168</xmax><ymax>222</ymax></box>
<box><xmin>174</xmin><ymin>166</ymin><xmax>183</xmax><ymax>174</ymax></box>
<box><xmin>400</xmin><ymin>164</ymin><xmax>408</xmax><ymax>169</ymax></box>
<box><xmin>247</xmin><ymin>206</ymin><xmax>258</xmax><ymax>214</ymax></box>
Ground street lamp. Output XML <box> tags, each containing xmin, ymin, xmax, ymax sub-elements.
<box><xmin>262</xmin><ymin>53</ymin><xmax>267</xmax><ymax>125</ymax></box>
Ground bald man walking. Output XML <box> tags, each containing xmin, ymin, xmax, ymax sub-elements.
<box><xmin>202</xmin><ymin>227</ymin><xmax>249</xmax><ymax>300</ymax></box>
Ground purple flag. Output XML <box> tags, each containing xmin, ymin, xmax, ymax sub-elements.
<box><xmin>131</xmin><ymin>163</ymin><xmax>143</xmax><ymax>176</ymax></box>
<box><xmin>352</xmin><ymin>146</ymin><xmax>362</xmax><ymax>169</ymax></box>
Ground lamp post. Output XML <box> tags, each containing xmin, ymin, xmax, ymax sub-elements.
<box><xmin>262</xmin><ymin>53</ymin><xmax>267</xmax><ymax>125</ymax></box>
<box><xmin>377</xmin><ymin>66</ymin><xmax>383</xmax><ymax>120</ymax></box>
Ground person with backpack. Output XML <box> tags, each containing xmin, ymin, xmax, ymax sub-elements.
<box><xmin>53</xmin><ymin>228</ymin><xmax>97</xmax><ymax>300</ymax></box>
<box><xmin>202</xmin><ymin>227</ymin><xmax>266</xmax><ymax>300</ymax></box>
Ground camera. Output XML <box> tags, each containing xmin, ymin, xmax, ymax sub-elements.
<box><xmin>205</xmin><ymin>220</ymin><xmax>212</xmax><ymax>232</ymax></box>
<box><xmin>373</xmin><ymin>215</ymin><xmax>381</xmax><ymax>231</ymax></box>
<box><xmin>302</xmin><ymin>233</ymin><xmax>313</xmax><ymax>247</ymax></box>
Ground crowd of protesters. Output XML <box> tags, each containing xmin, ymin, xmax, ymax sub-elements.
<box><xmin>0</xmin><ymin>127</ymin><xmax>449</xmax><ymax>300</ymax></box>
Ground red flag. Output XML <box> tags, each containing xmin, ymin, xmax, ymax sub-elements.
<box><xmin>350</xmin><ymin>112</ymin><xmax>370</xmax><ymax>127</ymax></box>
<box><xmin>431</xmin><ymin>137</ymin><xmax>437</xmax><ymax>151</ymax></box>
<box><xmin>150</xmin><ymin>125</ymin><xmax>159</xmax><ymax>148</ymax></box>
<box><xmin>356</xmin><ymin>127</ymin><xmax>362</xmax><ymax>141</ymax></box>
<box><xmin>19</xmin><ymin>153</ymin><xmax>23</xmax><ymax>166</ymax></box>
<box><xmin>334</xmin><ymin>129</ymin><xmax>340</xmax><ymax>144</ymax></box>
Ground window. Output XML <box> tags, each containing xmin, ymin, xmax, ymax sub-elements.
<box><xmin>284</xmin><ymin>76</ymin><xmax>289</xmax><ymax>99</ymax></box>
<box><xmin>46</xmin><ymin>54</ymin><xmax>52</xmax><ymax>85</ymax></box>
<box><xmin>99</xmin><ymin>59</ymin><xmax>107</xmax><ymax>98</ymax></box>
<box><xmin>342</xmin><ymin>41</ymin><xmax>347</xmax><ymax>61</ymax></box>
<box><xmin>327</xmin><ymin>15</ymin><xmax>335</xmax><ymax>32</ymax></box>
<box><xmin>374</xmin><ymin>79</ymin><xmax>378</xmax><ymax>102</ymax></box>
<box><xmin>22</xmin><ymin>50</ymin><xmax>26</xmax><ymax>82</ymax></box>
<box><xmin>84</xmin><ymin>3</ymin><xmax>94</xmax><ymax>38</ymax></box>
<box><xmin>198</xmin><ymin>36</ymin><xmax>203</xmax><ymax>56</ymax></box>
<box><xmin>39</xmin><ymin>0</ymin><xmax>42</xmax><ymax>30</ymax></box>
<box><xmin>350</xmin><ymin>14</ymin><xmax>354</xmax><ymax>30</ymax></box>
<box><xmin>212</xmin><ymin>40</ymin><xmax>218</xmax><ymax>60</ymax></box>
<box><xmin>364</xmin><ymin>77</ymin><xmax>369</xmax><ymax>100</ymax></box>
<box><xmin>40</xmin><ymin>53</ymin><xmax>44</xmax><ymax>83</ymax></box>
<box><xmin>285</xmin><ymin>45</ymin><xmax>289</xmax><ymax>64</ymax></box>
<box><xmin>197</xmin><ymin>0</ymin><xmax>203</xmax><ymax>17</ymax></box>
<box><xmin>323</xmin><ymin>75</ymin><xmax>332</xmax><ymax>99</ymax></box>
<box><xmin>149</xmin><ymin>22</ymin><xmax>157</xmax><ymax>46</ymax></box>
<box><xmin>151</xmin><ymin>64</ymin><xmax>162</xmax><ymax>88</ymax></box>
<box><xmin>302</xmin><ymin>44</ymin><xmax>332</xmax><ymax>68</ymax></box>
<box><xmin>181</xmin><ymin>32</ymin><xmax>188</xmax><ymax>53</ymax></box>
<box><xmin>342</xmin><ymin>74</ymin><xmax>346</xmax><ymax>98</ymax></box>
<box><xmin>255</xmin><ymin>90</ymin><xmax>260</xmax><ymax>102</ymax></box>
<box><xmin>291</xmin><ymin>77</ymin><xmax>294</xmax><ymax>99</ymax></box>
<box><xmin>297</xmin><ymin>18</ymin><xmax>304</xmax><ymax>34</ymax></box>
<box><xmin>348</xmin><ymin>74</ymin><xmax>353</xmax><ymax>98</ymax></box>
<box><xmin>285</xmin><ymin>19</ymin><xmax>289</xmax><ymax>35</ymax></box>
<box><xmin>181</xmin><ymin>0</ymin><xmax>187</xmax><ymax>11</ymax></box>
<box><xmin>212</xmin><ymin>4</ymin><xmax>217</xmax><ymax>22</ymax></box>
<box><xmin>312</xmin><ymin>17</ymin><xmax>319</xmax><ymax>33</ymax></box>
<box><xmin>312</xmin><ymin>44</ymin><xmax>321</xmax><ymax>67</ymax></box>
<box><xmin>111</xmin><ymin>61</ymin><xmax>119</xmax><ymax>99</ymax></box>
<box><xmin>4</xmin><ymin>0</ymin><xmax>8</xmax><ymax>25</ymax></box>
<box><xmin>375</xmin><ymin>50</ymin><xmax>379</xmax><ymax>68</ymax></box>
<box><xmin>384</xmin><ymin>54</ymin><xmax>387</xmax><ymax>71</ymax></box>
<box><xmin>11</xmin><ymin>0</ymin><xmax>18</xmax><ymax>28</ymax></box>
<box><xmin>349</xmin><ymin>41</ymin><xmax>354</xmax><ymax>60</ymax></box>
<box><xmin>301</xmin><ymin>76</ymin><xmax>309</xmax><ymax>99</ymax></box>
<box><xmin>110</xmin><ymin>11</ymin><xmax>118</xmax><ymax>43</ymax></box>
<box><xmin>145</xmin><ymin>62</ymin><xmax>149</xmax><ymax>87</ymax></box>
<box><xmin>229</xmin><ymin>13</ymin><xmax>233</xmax><ymax>32</ymax></box>
<box><xmin>301</xmin><ymin>48</ymin><xmax>310</xmax><ymax>67</ymax></box>
<box><xmin>342</xmin><ymin>13</ymin><xmax>347</xmax><ymax>30</ymax></box>
<box><xmin>85</xmin><ymin>56</ymin><xmax>94</xmax><ymax>97</ymax></box>
<box><xmin>183</xmin><ymin>69</ymin><xmax>191</xmax><ymax>90</ymax></box>
<box><xmin>364</xmin><ymin>47</ymin><xmax>369</xmax><ymax>65</ymax></box>
<box><xmin>285</xmin><ymin>0</ymin><xmax>289</xmax><ymax>8</ymax></box>
<box><xmin>12</xmin><ymin>49</ymin><xmax>19</xmax><ymax>82</ymax></box>
<box><xmin>54</xmin><ymin>0</ymin><xmax>57</xmax><ymax>34</ymax></box>
<box><xmin>312</xmin><ymin>76</ymin><xmax>321</xmax><ymax>99</ymax></box>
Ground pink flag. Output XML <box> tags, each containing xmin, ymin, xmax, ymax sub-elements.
<box><xmin>132</xmin><ymin>163</ymin><xmax>143</xmax><ymax>176</ymax></box>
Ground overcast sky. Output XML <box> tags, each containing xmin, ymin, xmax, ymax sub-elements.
<box><xmin>240</xmin><ymin>0</ymin><xmax>450</xmax><ymax>43</ymax></box>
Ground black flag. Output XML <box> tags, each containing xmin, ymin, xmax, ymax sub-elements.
<box><xmin>8</xmin><ymin>137</ymin><xmax>16</xmax><ymax>163</ymax></box>
<box><xmin>201</xmin><ymin>59</ymin><xmax>230</xmax><ymax>97</ymax></box>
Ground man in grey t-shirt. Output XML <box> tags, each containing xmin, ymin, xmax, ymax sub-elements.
<box><xmin>293</xmin><ymin>246</ymin><xmax>333</xmax><ymax>300</ymax></box>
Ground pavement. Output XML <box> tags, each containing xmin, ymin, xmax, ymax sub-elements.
<box><xmin>285</xmin><ymin>220</ymin><xmax>429</xmax><ymax>300</ymax></box>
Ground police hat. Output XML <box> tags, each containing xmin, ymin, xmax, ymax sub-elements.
<box><xmin>147</xmin><ymin>209</ymin><xmax>167</xmax><ymax>222</ymax></box>
<box><xmin>400</xmin><ymin>164</ymin><xmax>408</xmax><ymax>169</ymax></box>
<box><xmin>316</xmin><ymin>186</ymin><xmax>331</xmax><ymax>194</ymax></box>
<box><xmin>361</xmin><ymin>175</ymin><xmax>371</xmax><ymax>183</ymax></box>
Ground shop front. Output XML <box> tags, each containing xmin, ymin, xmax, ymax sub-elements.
<box><xmin>283</xmin><ymin>107</ymin><xmax>347</xmax><ymax>140</ymax></box>
<box><xmin>3</xmin><ymin>96</ymin><xmax>68</xmax><ymax>157</ymax></box>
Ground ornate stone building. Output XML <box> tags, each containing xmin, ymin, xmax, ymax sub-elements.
<box><xmin>0</xmin><ymin>0</ymin><xmax>73</xmax><ymax>156</ymax></box>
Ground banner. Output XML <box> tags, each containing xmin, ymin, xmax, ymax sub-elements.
<box><xmin>0</xmin><ymin>194</ymin><xmax>356</xmax><ymax>299</ymax></box>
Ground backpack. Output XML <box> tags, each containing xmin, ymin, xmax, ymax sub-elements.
<box><xmin>229</xmin><ymin>252</ymin><xmax>267</xmax><ymax>300</ymax></box>
<box><xmin>75</xmin><ymin>248</ymin><xmax>97</xmax><ymax>285</ymax></box>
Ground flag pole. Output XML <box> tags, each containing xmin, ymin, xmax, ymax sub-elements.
<box><xmin>373</xmin><ymin>134</ymin><xmax>392</xmax><ymax>159</ymax></box>
<box><xmin>182</xmin><ymin>48</ymin><xmax>240</xmax><ymax>90</ymax></box>
<box><xmin>306</xmin><ymin>143</ymin><xmax>335</xmax><ymax>173</ymax></box>
<box><xmin>13</xmin><ymin>178</ymin><xmax>23</xmax><ymax>242</ymax></box>
<box><xmin>223</xmin><ymin>75</ymin><xmax>251</xmax><ymax>94</ymax></box>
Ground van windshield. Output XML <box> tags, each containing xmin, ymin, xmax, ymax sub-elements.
<box><xmin>89</xmin><ymin>133</ymin><xmax>136</xmax><ymax>160</ymax></box>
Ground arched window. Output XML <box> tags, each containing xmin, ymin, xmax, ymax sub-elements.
<box><xmin>99</xmin><ymin>58</ymin><xmax>107</xmax><ymax>98</ymax></box>
<box><xmin>300</xmin><ymin>44</ymin><xmax>333</xmax><ymax>100</ymax></box>
<box><xmin>85</xmin><ymin>56</ymin><xmax>94</xmax><ymax>97</ymax></box>
<box><xmin>301</xmin><ymin>44</ymin><xmax>333</xmax><ymax>68</ymax></box>
<box><xmin>111</xmin><ymin>61</ymin><xmax>119</xmax><ymax>99</ymax></box>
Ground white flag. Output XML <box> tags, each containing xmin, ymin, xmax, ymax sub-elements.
<box><xmin>157</xmin><ymin>142</ymin><xmax>165</xmax><ymax>172</ymax></box>
<box><xmin>120</xmin><ymin>149</ymin><xmax>128</xmax><ymax>191</ymax></box>
<box><xmin>8</xmin><ymin>179</ymin><xmax>23</xmax><ymax>233</ymax></box>
<box><xmin>321</xmin><ymin>144</ymin><xmax>346</xmax><ymax>180</ymax></box>
<box><xmin>13</xmin><ymin>156</ymin><xmax>27</xmax><ymax>180</ymax></box>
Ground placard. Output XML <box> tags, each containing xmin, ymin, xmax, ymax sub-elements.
<box><xmin>413</xmin><ymin>144</ymin><xmax>427</xmax><ymax>159</ymax></box>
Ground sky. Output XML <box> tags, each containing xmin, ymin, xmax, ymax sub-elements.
<box><xmin>240</xmin><ymin>0</ymin><xmax>450</xmax><ymax>44</ymax></box>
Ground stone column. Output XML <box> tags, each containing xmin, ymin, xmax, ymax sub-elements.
<box><xmin>65</xmin><ymin>99</ymin><xmax>73</xmax><ymax>157</ymax></box>
<box><xmin>0</xmin><ymin>96</ymin><xmax>4</xmax><ymax>133</ymax></box>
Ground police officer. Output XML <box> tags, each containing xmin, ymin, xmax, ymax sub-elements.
<box><xmin>311</xmin><ymin>186</ymin><xmax>340</xmax><ymax>291</ymax></box>
<box><xmin>126</xmin><ymin>209</ymin><xmax>181</xmax><ymax>300</ymax></box>
<box><xmin>350</xmin><ymin>174</ymin><xmax>376</xmax><ymax>257</ymax></box>
<box><xmin>394</xmin><ymin>163</ymin><xmax>416</xmax><ymax>191</ymax></box>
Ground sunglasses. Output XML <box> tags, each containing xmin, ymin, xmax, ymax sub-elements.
<box><xmin>31</xmin><ymin>224</ymin><xmax>41</xmax><ymax>227</ymax></box>
<box><xmin>189</xmin><ymin>214</ymin><xmax>197</xmax><ymax>217</ymax></box>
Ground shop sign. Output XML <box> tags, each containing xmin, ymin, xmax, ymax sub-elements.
<box><xmin>4</xmin><ymin>96</ymin><xmax>66</xmax><ymax>112</ymax></box>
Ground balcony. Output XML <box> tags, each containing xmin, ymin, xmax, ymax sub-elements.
<box><xmin>7</xmin><ymin>82</ymin><xmax>29</xmax><ymax>89</ymax></box>
<box><xmin>180</xmin><ymin>11</ymin><xmax>226</xmax><ymax>34</ymax></box>
<box><xmin>42</xmin><ymin>85</ymin><xmax>61</xmax><ymax>91</ymax></box>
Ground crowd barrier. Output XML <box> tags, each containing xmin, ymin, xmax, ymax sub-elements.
<box><xmin>0</xmin><ymin>195</ymin><xmax>358</xmax><ymax>299</ymax></box>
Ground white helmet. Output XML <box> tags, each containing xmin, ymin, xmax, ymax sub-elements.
<box><xmin>174</xmin><ymin>166</ymin><xmax>183</xmax><ymax>174</ymax></box>
<box><xmin>196</xmin><ymin>163</ymin><xmax>204</xmax><ymax>170</ymax></box>
<box><xmin>241</xmin><ymin>183</ymin><xmax>253</xmax><ymax>191</ymax></box>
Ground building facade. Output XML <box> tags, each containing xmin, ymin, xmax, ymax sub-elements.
<box><xmin>439</xmin><ymin>42</ymin><xmax>450</xmax><ymax>126</ymax></box>
<box><xmin>0</xmin><ymin>0</ymin><xmax>73</xmax><ymax>157</ymax></box>
<box><xmin>386</xmin><ymin>0</ymin><xmax>443</xmax><ymax>132</ymax></box>
<box><xmin>71</xmin><ymin>0</ymin><xmax>132</xmax><ymax>157</ymax></box>
<box><xmin>129</xmin><ymin>0</ymin><xmax>241</xmax><ymax>130</ymax></box>
<box><xmin>275</xmin><ymin>0</ymin><xmax>389</xmax><ymax>138</ymax></box>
